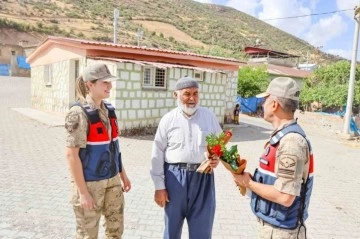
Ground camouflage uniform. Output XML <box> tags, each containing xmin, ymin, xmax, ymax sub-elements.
<box><xmin>257</xmin><ymin>126</ymin><xmax>310</xmax><ymax>239</ymax></box>
<box><xmin>257</xmin><ymin>219</ymin><xmax>306</xmax><ymax>239</ymax></box>
<box><xmin>65</xmin><ymin>96</ymin><xmax>124</xmax><ymax>239</ymax></box>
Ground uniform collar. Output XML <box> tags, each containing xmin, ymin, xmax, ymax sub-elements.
<box><xmin>271</xmin><ymin>119</ymin><xmax>297</xmax><ymax>137</ymax></box>
<box><xmin>86</xmin><ymin>95</ymin><xmax>106</xmax><ymax>111</ymax></box>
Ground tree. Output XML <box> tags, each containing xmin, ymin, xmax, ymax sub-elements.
<box><xmin>237</xmin><ymin>66</ymin><xmax>269</xmax><ymax>97</ymax></box>
<box><xmin>300</xmin><ymin>60</ymin><xmax>360</xmax><ymax>110</ymax></box>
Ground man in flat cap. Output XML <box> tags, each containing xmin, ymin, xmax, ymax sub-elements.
<box><xmin>233</xmin><ymin>77</ymin><xmax>314</xmax><ymax>239</ymax></box>
<box><xmin>150</xmin><ymin>76</ymin><xmax>222</xmax><ymax>239</ymax></box>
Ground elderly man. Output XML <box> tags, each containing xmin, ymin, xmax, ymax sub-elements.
<box><xmin>150</xmin><ymin>76</ymin><xmax>222</xmax><ymax>239</ymax></box>
<box><xmin>233</xmin><ymin>77</ymin><xmax>314</xmax><ymax>239</ymax></box>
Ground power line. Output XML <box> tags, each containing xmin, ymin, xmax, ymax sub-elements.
<box><xmin>262</xmin><ymin>8</ymin><xmax>353</xmax><ymax>21</ymax></box>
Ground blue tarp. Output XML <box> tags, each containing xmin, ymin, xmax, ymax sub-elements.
<box><xmin>16</xmin><ymin>56</ymin><xmax>30</xmax><ymax>70</ymax></box>
<box><xmin>350</xmin><ymin>118</ymin><xmax>360</xmax><ymax>136</ymax></box>
<box><xmin>0</xmin><ymin>64</ymin><xmax>10</xmax><ymax>76</ymax></box>
<box><xmin>236</xmin><ymin>95</ymin><xmax>264</xmax><ymax>114</ymax></box>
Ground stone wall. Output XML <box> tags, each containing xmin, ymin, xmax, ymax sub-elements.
<box><xmin>31</xmin><ymin>58</ymin><xmax>238</xmax><ymax>132</ymax></box>
<box><xmin>31</xmin><ymin>58</ymin><xmax>88</xmax><ymax>113</ymax></box>
<box><xmin>103</xmin><ymin>61</ymin><xmax>238</xmax><ymax>131</ymax></box>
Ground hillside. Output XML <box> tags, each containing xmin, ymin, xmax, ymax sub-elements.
<box><xmin>0</xmin><ymin>0</ymin><xmax>341</xmax><ymax>64</ymax></box>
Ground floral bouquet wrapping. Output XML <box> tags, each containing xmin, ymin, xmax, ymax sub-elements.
<box><xmin>197</xmin><ymin>130</ymin><xmax>247</xmax><ymax>195</ymax></box>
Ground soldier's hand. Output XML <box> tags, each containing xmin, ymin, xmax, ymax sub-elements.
<box><xmin>154</xmin><ymin>189</ymin><xmax>169</xmax><ymax>208</ymax></box>
<box><xmin>232</xmin><ymin>172</ymin><xmax>252</xmax><ymax>188</ymax></box>
<box><xmin>121</xmin><ymin>175</ymin><xmax>131</xmax><ymax>192</ymax></box>
<box><xmin>120</xmin><ymin>170</ymin><xmax>132</xmax><ymax>192</ymax></box>
<box><xmin>79</xmin><ymin>192</ymin><xmax>96</xmax><ymax>210</ymax></box>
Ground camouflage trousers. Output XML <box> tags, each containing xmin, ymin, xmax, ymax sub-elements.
<box><xmin>71</xmin><ymin>175</ymin><xmax>124</xmax><ymax>239</ymax></box>
<box><xmin>257</xmin><ymin>218</ymin><xmax>306</xmax><ymax>239</ymax></box>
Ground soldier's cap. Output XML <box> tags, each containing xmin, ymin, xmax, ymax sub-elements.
<box><xmin>175</xmin><ymin>76</ymin><xmax>199</xmax><ymax>90</ymax></box>
<box><xmin>83</xmin><ymin>63</ymin><xmax>118</xmax><ymax>82</ymax></box>
<box><xmin>256</xmin><ymin>77</ymin><xmax>300</xmax><ymax>101</ymax></box>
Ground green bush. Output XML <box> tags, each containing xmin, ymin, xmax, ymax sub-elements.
<box><xmin>66</xmin><ymin>12</ymin><xmax>81</xmax><ymax>18</ymax></box>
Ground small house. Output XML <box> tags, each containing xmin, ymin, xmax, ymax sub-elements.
<box><xmin>27</xmin><ymin>36</ymin><xmax>245</xmax><ymax>131</ymax></box>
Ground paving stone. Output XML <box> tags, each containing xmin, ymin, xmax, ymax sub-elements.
<box><xmin>0</xmin><ymin>77</ymin><xmax>359</xmax><ymax>238</ymax></box>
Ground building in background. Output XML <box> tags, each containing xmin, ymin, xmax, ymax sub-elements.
<box><xmin>27</xmin><ymin>36</ymin><xmax>245</xmax><ymax>132</ymax></box>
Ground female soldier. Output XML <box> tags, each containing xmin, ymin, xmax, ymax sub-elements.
<box><xmin>65</xmin><ymin>63</ymin><xmax>131</xmax><ymax>238</ymax></box>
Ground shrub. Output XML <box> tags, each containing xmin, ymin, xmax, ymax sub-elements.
<box><xmin>49</xmin><ymin>19</ymin><xmax>59</xmax><ymax>24</ymax></box>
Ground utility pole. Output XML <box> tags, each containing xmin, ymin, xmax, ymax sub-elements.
<box><xmin>113</xmin><ymin>0</ymin><xmax>119</xmax><ymax>44</ymax></box>
<box><xmin>305</xmin><ymin>51</ymin><xmax>309</xmax><ymax>71</ymax></box>
<box><xmin>136</xmin><ymin>28</ymin><xmax>143</xmax><ymax>47</ymax></box>
<box><xmin>343</xmin><ymin>3</ymin><xmax>360</xmax><ymax>135</ymax></box>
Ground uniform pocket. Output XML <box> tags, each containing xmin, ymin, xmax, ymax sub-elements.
<box><xmin>95</xmin><ymin>150</ymin><xmax>111</xmax><ymax>176</ymax></box>
<box><xmin>257</xmin><ymin>198</ymin><xmax>272</xmax><ymax>215</ymax></box>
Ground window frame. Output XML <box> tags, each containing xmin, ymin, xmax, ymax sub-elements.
<box><xmin>142</xmin><ymin>66</ymin><xmax>167</xmax><ymax>89</ymax></box>
<box><xmin>194</xmin><ymin>70</ymin><xmax>203</xmax><ymax>82</ymax></box>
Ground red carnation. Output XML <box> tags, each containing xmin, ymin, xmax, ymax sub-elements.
<box><xmin>212</xmin><ymin>144</ymin><xmax>223</xmax><ymax>157</ymax></box>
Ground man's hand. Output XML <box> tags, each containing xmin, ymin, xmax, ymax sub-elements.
<box><xmin>154</xmin><ymin>189</ymin><xmax>169</xmax><ymax>208</ymax></box>
<box><xmin>79</xmin><ymin>191</ymin><xmax>96</xmax><ymax>210</ymax></box>
<box><xmin>208</xmin><ymin>153</ymin><xmax>220</xmax><ymax>169</ymax></box>
<box><xmin>232</xmin><ymin>172</ymin><xmax>252</xmax><ymax>188</ymax></box>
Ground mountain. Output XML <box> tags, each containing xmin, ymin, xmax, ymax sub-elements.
<box><xmin>0</xmin><ymin>0</ymin><xmax>341</xmax><ymax>64</ymax></box>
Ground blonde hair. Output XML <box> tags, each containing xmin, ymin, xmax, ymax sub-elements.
<box><xmin>75</xmin><ymin>75</ymin><xmax>87</xmax><ymax>102</ymax></box>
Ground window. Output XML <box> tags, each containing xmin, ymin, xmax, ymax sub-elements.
<box><xmin>143</xmin><ymin>66</ymin><xmax>166</xmax><ymax>89</ymax></box>
<box><xmin>155</xmin><ymin>68</ymin><xmax>165</xmax><ymax>87</ymax></box>
<box><xmin>144</xmin><ymin>68</ymin><xmax>152</xmax><ymax>86</ymax></box>
<box><xmin>194</xmin><ymin>70</ymin><xmax>203</xmax><ymax>81</ymax></box>
<box><xmin>202</xmin><ymin>72</ymin><xmax>207</xmax><ymax>81</ymax></box>
<box><xmin>44</xmin><ymin>64</ymin><xmax>52</xmax><ymax>86</ymax></box>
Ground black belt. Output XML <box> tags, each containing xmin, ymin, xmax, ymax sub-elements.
<box><xmin>168</xmin><ymin>163</ymin><xmax>201</xmax><ymax>171</ymax></box>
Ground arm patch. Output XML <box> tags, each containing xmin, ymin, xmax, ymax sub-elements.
<box><xmin>277</xmin><ymin>156</ymin><xmax>297</xmax><ymax>179</ymax></box>
<box><xmin>65</xmin><ymin>111</ymin><xmax>80</xmax><ymax>133</ymax></box>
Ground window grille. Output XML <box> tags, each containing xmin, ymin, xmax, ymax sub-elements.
<box><xmin>143</xmin><ymin>66</ymin><xmax>166</xmax><ymax>89</ymax></box>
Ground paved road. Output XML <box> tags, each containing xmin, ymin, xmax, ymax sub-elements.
<box><xmin>0</xmin><ymin>77</ymin><xmax>359</xmax><ymax>239</ymax></box>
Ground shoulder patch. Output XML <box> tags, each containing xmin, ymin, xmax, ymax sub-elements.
<box><xmin>65</xmin><ymin>111</ymin><xmax>80</xmax><ymax>133</ymax></box>
<box><xmin>277</xmin><ymin>156</ymin><xmax>297</xmax><ymax>179</ymax></box>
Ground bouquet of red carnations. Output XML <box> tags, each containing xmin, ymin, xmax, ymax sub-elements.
<box><xmin>197</xmin><ymin>130</ymin><xmax>247</xmax><ymax>195</ymax></box>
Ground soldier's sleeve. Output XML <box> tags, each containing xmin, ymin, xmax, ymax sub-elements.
<box><xmin>273</xmin><ymin>133</ymin><xmax>309</xmax><ymax>196</ymax></box>
<box><xmin>65</xmin><ymin>106</ymin><xmax>88</xmax><ymax>148</ymax></box>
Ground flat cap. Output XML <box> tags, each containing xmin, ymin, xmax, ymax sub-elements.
<box><xmin>175</xmin><ymin>76</ymin><xmax>199</xmax><ymax>90</ymax></box>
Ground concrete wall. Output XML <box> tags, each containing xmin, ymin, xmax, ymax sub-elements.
<box><xmin>0</xmin><ymin>45</ymin><xmax>24</xmax><ymax>64</ymax></box>
<box><xmin>0</xmin><ymin>45</ymin><xmax>29</xmax><ymax>77</ymax></box>
<box><xmin>31</xmin><ymin>57</ymin><xmax>86</xmax><ymax>112</ymax></box>
<box><xmin>86</xmin><ymin>59</ymin><xmax>238</xmax><ymax>130</ymax></box>
<box><xmin>31</xmin><ymin>57</ymin><xmax>238</xmax><ymax>131</ymax></box>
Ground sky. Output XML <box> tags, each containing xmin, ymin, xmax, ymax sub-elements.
<box><xmin>193</xmin><ymin>0</ymin><xmax>360</xmax><ymax>61</ymax></box>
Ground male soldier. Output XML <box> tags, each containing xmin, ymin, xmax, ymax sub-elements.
<box><xmin>233</xmin><ymin>77</ymin><xmax>314</xmax><ymax>239</ymax></box>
